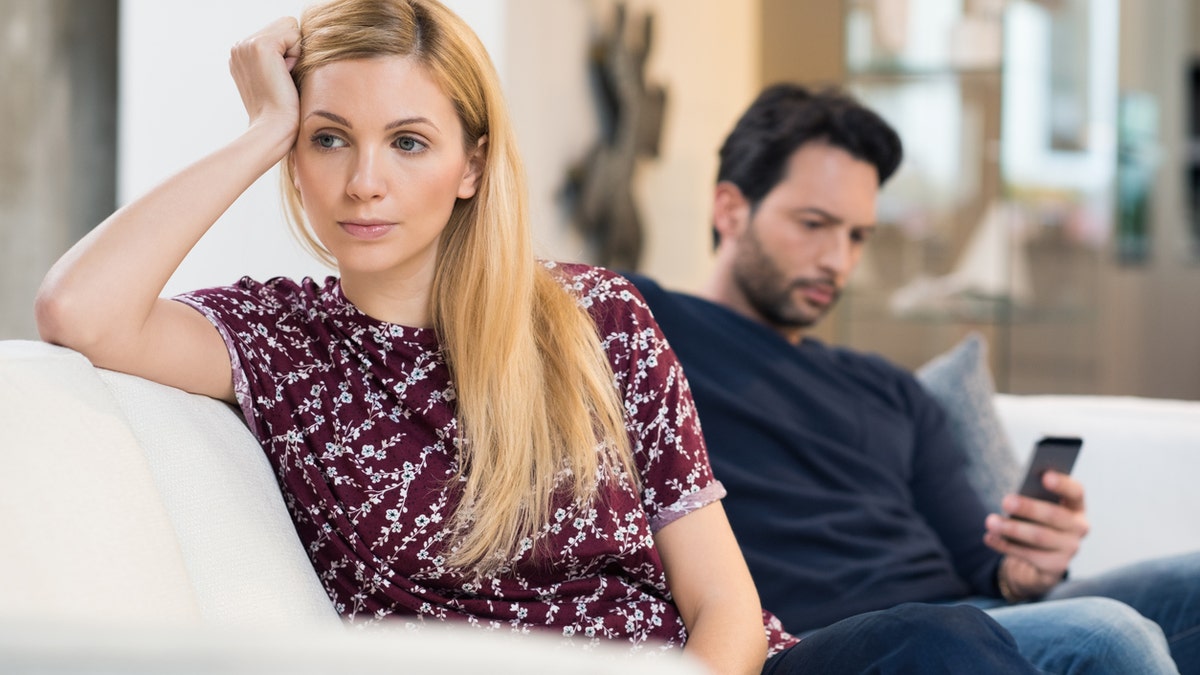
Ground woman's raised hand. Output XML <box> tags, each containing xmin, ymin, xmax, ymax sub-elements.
<box><xmin>37</xmin><ymin>16</ymin><xmax>310</xmax><ymax>402</ymax></box>
<box><xmin>229</xmin><ymin>17</ymin><xmax>302</xmax><ymax>143</ymax></box>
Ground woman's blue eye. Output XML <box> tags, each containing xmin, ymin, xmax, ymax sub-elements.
<box><xmin>313</xmin><ymin>133</ymin><xmax>343</xmax><ymax>149</ymax></box>
<box><xmin>396</xmin><ymin>137</ymin><xmax>422</xmax><ymax>152</ymax></box>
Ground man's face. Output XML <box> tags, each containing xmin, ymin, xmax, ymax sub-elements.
<box><xmin>720</xmin><ymin>142</ymin><xmax>879</xmax><ymax>341</ymax></box>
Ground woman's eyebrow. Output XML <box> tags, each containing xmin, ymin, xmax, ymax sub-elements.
<box><xmin>305</xmin><ymin>111</ymin><xmax>439</xmax><ymax>133</ymax></box>
<box><xmin>386</xmin><ymin>116</ymin><xmax>438</xmax><ymax>132</ymax></box>
<box><xmin>307</xmin><ymin>110</ymin><xmax>352</xmax><ymax>127</ymax></box>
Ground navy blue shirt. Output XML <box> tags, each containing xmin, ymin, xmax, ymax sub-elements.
<box><xmin>625</xmin><ymin>274</ymin><xmax>1003</xmax><ymax>634</ymax></box>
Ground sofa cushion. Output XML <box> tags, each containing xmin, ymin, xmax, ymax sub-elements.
<box><xmin>0</xmin><ymin>615</ymin><xmax>708</xmax><ymax>674</ymax></box>
<box><xmin>0</xmin><ymin>341</ymin><xmax>199</xmax><ymax>623</ymax></box>
<box><xmin>916</xmin><ymin>332</ymin><xmax>1021</xmax><ymax>513</ymax></box>
<box><xmin>99</xmin><ymin>369</ymin><xmax>340</xmax><ymax>627</ymax></box>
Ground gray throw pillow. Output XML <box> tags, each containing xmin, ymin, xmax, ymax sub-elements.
<box><xmin>915</xmin><ymin>332</ymin><xmax>1020</xmax><ymax>513</ymax></box>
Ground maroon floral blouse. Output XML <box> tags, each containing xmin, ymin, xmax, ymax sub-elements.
<box><xmin>178</xmin><ymin>262</ymin><xmax>796</xmax><ymax>655</ymax></box>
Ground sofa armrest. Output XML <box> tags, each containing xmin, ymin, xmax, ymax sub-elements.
<box><xmin>994</xmin><ymin>394</ymin><xmax>1200</xmax><ymax>577</ymax></box>
<box><xmin>0</xmin><ymin>340</ymin><xmax>199</xmax><ymax>623</ymax></box>
<box><xmin>0</xmin><ymin>339</ymin><xmax>336</xmax><ymax>628</ymax></box>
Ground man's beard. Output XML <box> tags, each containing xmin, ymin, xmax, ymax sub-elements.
<box><xmin>731</xmin><ymin>225</ymin><xmax>840</xmax><ymax>331</ymax></box>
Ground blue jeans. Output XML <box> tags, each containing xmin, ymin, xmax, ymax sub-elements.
<box><xmin>763</xmin><ymin>603</ymin><xmax>1040</xmax><ymax>674</ymax></box>
<box><xmin>967</xmin><ymin>552</ymin><xmax>1200</xmax><ymax>674</ymax></box>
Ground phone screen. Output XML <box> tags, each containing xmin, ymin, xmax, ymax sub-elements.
<box><xmin>1016</xmin><ymin>436</ymin><xmax>1083</xmax><ymax>503</ymax></box>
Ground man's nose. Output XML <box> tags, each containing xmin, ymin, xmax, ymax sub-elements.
<box><xmin>815</xmin><ymin>230</ymin><xmax>854</xmax><ymax>279</ymax></box>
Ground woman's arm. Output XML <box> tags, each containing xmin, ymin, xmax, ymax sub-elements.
<box><xmin>655</xmin><ymin>501</ymin><xmax>767</xmax><ymax>675</ymax></box>
<box><xmin>35</xmin><ymin>18</ymin><xmax>302</xmax><ymax>402</ymax></box>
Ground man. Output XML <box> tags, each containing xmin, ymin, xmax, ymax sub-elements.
<box><xmin>625</xmin><ymin>84</ymin><xmax>1199</xmax><ymax>674</ymax></box>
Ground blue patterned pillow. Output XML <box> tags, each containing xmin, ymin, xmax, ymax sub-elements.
<box><xmin>915</xmin><ymin>333</ymin><xmax>1020</xmax><ymax>513</ymax></box>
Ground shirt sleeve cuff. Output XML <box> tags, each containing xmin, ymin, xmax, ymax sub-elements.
<box><xmin>648</xmin><ymin>481</ymin><xmax>727</xmax><ymax>533</ymax></box>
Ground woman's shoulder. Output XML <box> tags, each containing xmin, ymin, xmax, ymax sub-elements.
<box><xmin>185</xmin><ymin>275</ymin><xmax>338</xmax><ymax>306</ymax></box>
<box><xmin>544</xmin><ymin>260</ymin><xmax>624</xmax><ymax>287</ymax></box>
<box><xmin>542</xmin><ymin>261</ymin><xmax>653</xmax><ymax>326</ymax></box>
<box><xmin>177</xmin><ymin>275</ymin><xmax>344</xmax><ymax>326</ymax></box>
<box><xmin>543</xmin><ymin>261</ymin><xmax>645</xmax><ymax>305</ymax></box>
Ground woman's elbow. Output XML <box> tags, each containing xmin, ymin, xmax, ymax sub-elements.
<box><xmin>34</xmin><ymin>279</ymin><xmax>102</xmax><ymax>351</ymax></box>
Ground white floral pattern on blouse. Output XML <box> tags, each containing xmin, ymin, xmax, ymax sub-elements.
<box><xmin>178</xmin><ymin>262</ymin><xmax>797</xmax><ymax>655</ymax></box>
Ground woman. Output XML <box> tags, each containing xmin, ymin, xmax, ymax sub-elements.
<box><xmin>37</xmin><ymin>0</ymin><xmax>769</xmax><ymax>671</ymax></box>
<box><xmin>36</xmin><ymin>2</ymin><xmax>1041</xmax><ymax>673</ymax></box>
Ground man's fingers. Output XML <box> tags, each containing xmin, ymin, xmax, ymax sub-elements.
<box><xmin>1044</xmin><ymin>470</ymin><xmax>1086</xmax><ymax>511</ymax></box>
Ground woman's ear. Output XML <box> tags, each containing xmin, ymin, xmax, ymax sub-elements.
<box><xmin>458</xmin><ymin>135</ymin><xmax>487</xmax><ymax>199</ymax></box>
<box><xmin>288</xmin><ymin>152</ymin><xmax>300</xmax><ymax>192</ymax></box>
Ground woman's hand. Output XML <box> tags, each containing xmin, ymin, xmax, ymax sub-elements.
<box><xmin>36</xmin><ymin>17</ymin><xmax>312</xmax><ymax>402</ymax></box>
<box><xmin>229</xmin><ymin>17</ymin><xmax>302</xmax><ymax>142</ymax></box>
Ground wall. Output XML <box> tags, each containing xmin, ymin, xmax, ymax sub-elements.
<box><xmin>617</xmin><ymin>0</ymin><xmax>760</xmax><ymax>291</ymax></box>
<box><xmin>0</xmin><ymin>0</ymin><xmax>117</xmax><ymax>340</ymax></box>
<box><xmin>504</xmin><ymin>0</ymin><xmax>760</xmax><ymax>291</ymax></box>
<box><xmin>760</xmin><ymin>0</ymin><xmax>844</xmax><ymax>87</ymax></box>
<box><xmin>500</xmin><ymin>0</ymin><xmax>594</xmax><ymax>264</ymax></box>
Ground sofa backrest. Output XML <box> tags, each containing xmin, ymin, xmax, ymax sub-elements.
<box><xmin>97</xmin><ymin>369</ymin><xmax>340</xmax><ymax>627</ymax></box>
<box><xmin>996</xmin><ymin>393</ymin><xmax>1200</xmax><ymax>578</ymax></box>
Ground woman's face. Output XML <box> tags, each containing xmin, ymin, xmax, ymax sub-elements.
<box><xmin>292</xmin><ymin>55</ymin><xmax>481</xmax><ymax>286</ymax></box>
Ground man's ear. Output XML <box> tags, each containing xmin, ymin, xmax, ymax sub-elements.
<box><xmin>712</xmin><ymin>181</ymin><xmax>751</xmax><ymax>244</ymax></box>
<box><xmin>458</xmin><ymin>135</ymin><xmax>487</xmax><ymax>199</ymax></box>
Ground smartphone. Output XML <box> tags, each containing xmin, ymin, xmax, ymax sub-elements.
<box><xmin>1016</xmin><ymin>436</ymin><xmax>1083</xmax><ymax>503</ymax></box>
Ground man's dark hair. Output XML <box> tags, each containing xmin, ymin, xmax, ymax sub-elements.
<box><xmin>714</xmin><ymin>83</ymin><xmax>903</xmax><ymax>244</ymax></box>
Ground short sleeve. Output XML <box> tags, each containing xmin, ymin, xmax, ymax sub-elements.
<box><xmin>555</xmin><ymin>265</ymin><xmax>726</xmax><ymax>533</ymax></box>
<box><xmin>174</xmin><ymin>276</ymin><xmax>325</xmax><ymax>440</ymax></box>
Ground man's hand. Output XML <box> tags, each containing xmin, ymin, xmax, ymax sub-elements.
<box><xmin>983</xmin><ymin>470</ymin><xmax>1090</xmax><ymax>600</ymax></box>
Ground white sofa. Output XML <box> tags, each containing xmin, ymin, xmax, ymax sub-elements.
<box><xmin>1</xmin><ymin>339</ymin><xmax>1198</xmax><ymax>670</ymax></box>
<box><xmin>0</xmin><ymin>340</ymin><xmax>702</xmax><ymax>673</ymax></box>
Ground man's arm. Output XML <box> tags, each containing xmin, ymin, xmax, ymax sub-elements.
<box><xmin>906</xmin><ymin>376</ymin><xmax>1008</xmax><ymax>595</ymax></box>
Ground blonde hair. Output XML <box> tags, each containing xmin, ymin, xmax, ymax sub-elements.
<box><xmin>282</xmin><ymin>0</ymin><xmax>635</xmax><ymax>573</ymax></box>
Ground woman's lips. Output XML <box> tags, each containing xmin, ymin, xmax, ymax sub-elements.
<box><xmin>339</xmin><ymin>221</ymin><xmax>394</xmax><ymax>240</ymax></box>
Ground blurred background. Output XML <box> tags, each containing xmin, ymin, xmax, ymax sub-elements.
<box><xmin>3</xmin><ymin>0</ymin><xmax>1198</xmax><ymax>399</ymax></box>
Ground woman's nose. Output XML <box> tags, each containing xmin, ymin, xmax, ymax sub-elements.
<box><xmin>346</xmin><ymin>150</ymin><xmax>386</xmax><ymax>201</ymax></box>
